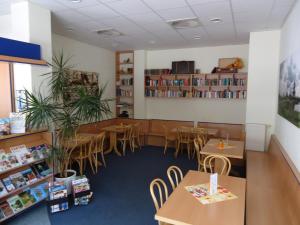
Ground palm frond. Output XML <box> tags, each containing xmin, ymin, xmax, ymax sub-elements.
<box><xmin>20</xmin><ymin>89</ymin><xmax>59</xmax><ymax>129</ymax></box>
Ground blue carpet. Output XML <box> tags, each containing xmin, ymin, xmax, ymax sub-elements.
<box><xmin>49</xmin><ymin>146</ymin><xmax>197</xmax><ymax>225</ymax></box>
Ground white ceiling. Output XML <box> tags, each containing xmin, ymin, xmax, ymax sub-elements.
<box><xmin>0</xmin><ymin>0</ymin><xmax>297</xmax><ymax>50</ymax></box>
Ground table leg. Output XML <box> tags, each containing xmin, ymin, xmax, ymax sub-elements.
<box><xmin>104</xmin><ymin>132</ymin><xmax>114</xmax><ymax>154</ymax></box>
<box><xmin>112</xmin><ymin>132</ymin><xmax>122</xmax><ymax>156</ymax></box>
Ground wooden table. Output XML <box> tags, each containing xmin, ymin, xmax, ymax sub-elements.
<box><xmin>102</xmin><ymin>125</ymin><xmax>126</xmax><ymax>156</ymax></box>
<box><xmin>155</xmin><ymin>170</ymin><xmax>246</xmax><ymax>225</ymax></box>
<box><xmin>201</xmin><ymin>139</ymin><xmax>245</xmax><ymax>159</ymax></box>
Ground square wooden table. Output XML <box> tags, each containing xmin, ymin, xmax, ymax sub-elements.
<box><xmin>155</xmin><ymin>170</ymin><xmax>246</xmax><ymax>225</ymax></box>
<box><xmin>201</xmin><ymin>139</ymin><xmax>245</xmax><ymax>159</ymax></box>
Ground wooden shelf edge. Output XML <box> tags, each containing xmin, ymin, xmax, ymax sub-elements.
<box><xmin>0</xmin><ymin>55</ymin><xmax>47</xmax><ymax>66</ymax></box>
<box><xmin>0</xmin><ymin>129</ymin><xmax>49</xmax><ymax>141</ymax></box>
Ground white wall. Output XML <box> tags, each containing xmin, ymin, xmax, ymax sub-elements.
<box><xmin>246</xmin><ymin>30</ymin><xmax>281</xmax><ymax>151</ymax></box>
<box><xmin>276</xmin><ymin>1</ymin><xmax>300</xmax><ymax>172</ymax></box>
<box><xmin>134</xmin><ymin>45</ymin><xmax>249</xmax><ymax>123</ymax></box>
<box><xmin>52</xmin><ymin>34</ymin><xmax>116</xmax><ymax>117</ymax></box>
<box><xmin>0</xmin><ymin>14</ymin><xmax>12</xmax><ymax>38</ymax></box>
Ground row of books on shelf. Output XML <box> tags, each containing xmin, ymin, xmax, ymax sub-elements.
<box><xmin>116</xmin><ymin>89</ymin><xmax>133</xmax><ymax>97</ymax></box>
<box><xmin>145</xmin><ymin>79</ymin><xmax>190</xmax><ymax>87</ymax></box>
<box><xmin>192</xmin><ymin>78</ymin><xmax>247</xmax><ymax>86</ymax></box>
<box><xmin>193</xmin><ymin>90</ymin><xmax>247</xmax><ymax>99</ymax></box>
<box><xmin>0</xmin><ymin>161</ymin><xmax>52</xmax><ymax>197</ymax></box>
<box><xmin>145</xmin><ymin>90</ymin><xmax>247</xmax><ymax>99</ymax></box>
<box><xmin>0</xmin><ymin>182</ymin><xmax>48</xmax><ymax>221</ymax></box>
<box><xmin>117</xmin><ymin>78</ymin><xmax>133</xmax><ymax>86</ymax></box>
<box><xmin>0</xmin><ymin>144</ymin><xmax>49</xmax><ymax>172</ymax></box>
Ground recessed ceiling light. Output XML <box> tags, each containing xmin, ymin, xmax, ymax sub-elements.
<box><xmin>193</xmin><ymin>36</ymin><xmax>201</xmax><ymax>40</ymax></box>
<box><xmin>167</xmin><ymin>18</ymin><xmax>202</xmax><ymax>29</ymax></box>
<box><xmin>209</xmin><ymin>18</ymin><xmax>223</xmax><ymax>23</ymax></box>
<box><xmin>66</xmin><ymin>28</ymin><xmax>74</xmax><ymax>32</ymax></box>
<box><xmin>95</xmin><ymin>28</ymin><xmax>124</xmax><ymax>37</ymax></box>
<box><xmin>70</xmin><ymin>0</ymin><xmax>82</xmax><ymax>3</ymax></box>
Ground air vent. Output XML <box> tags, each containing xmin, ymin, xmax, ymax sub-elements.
<box><xmin>95</xmin><ymin>28</ymin><xmax>124</xmax><ymax>37</ymax></box>
<box><xmin>167</xmin><ymin>18</ymin><xmax>202</xmax><ymax>29</ymax></box>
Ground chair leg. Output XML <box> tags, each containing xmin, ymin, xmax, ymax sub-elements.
<box><xmin>123</xmin><ymin>141</ymin><xmax>126</xmax><ymax>156</ymax></box>
<box><xmin>89</xmin><ymin>155</ymin><xmax>95</xmax><ymax>174</ymax></box>
<box><xmin>101</xmin><ymin>151</ymin><xmax>106</xmax><ymax>167</ymax></box>
<box><xmin>164</xmin><ymin>139</ymin><xmax>168</xmax><ymax>155</ymax></box>
<box><xmin>187</xmin><ymin>144</ymin><xmax>190</xmax><ymax>159</ymax></box>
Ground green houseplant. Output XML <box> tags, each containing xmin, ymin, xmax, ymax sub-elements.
<box><xmin>21</xmin><ymin>51</ymin><xmax>113</xmax><ymax>184</ymax></box>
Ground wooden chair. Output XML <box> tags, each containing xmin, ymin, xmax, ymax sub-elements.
<box><xmin>193</xmin><ymin>138</ymin><xmax>207</xmax><ymax>171</ymax></box>
<box><xmin>68</xmin><ymin>136</ymin><xmax>95</xmax><ymax>175</ymax></box>
<box><xmin>117</xmin><ymin>125</ymin><xmax>133</xmax><ymax>156</ymax></box>
<box><xmin>162</xmin><ymin>124</ymin><xmax>177</xmax><ymax>155</ymax></box>
<box><xmin>167</xmin><ymin>166</ymin><xmax>183</xmax><ymax>191</ymax></box>
<box><xmin>149</xmin><ymin>178</ymin><xmax>170</xmax><ymax>225</ymax></box>
<box><xmin>91</xmin><ymin>132</ymin><xmax>106</xmax><ymax>173</ymax></box>
<box><xmin>131</xmin><ymin>123</ymin><xmax>141</xmax><ymax>151</ymax></box>
<box><xmin>194</xmin><ymin>127</ymin><xmax>208</xmax><ymax>144</ymax></box>
<box><xmin>176</xmin><ymin>127</ymin><xmax>193</xmax><ymax>159</ymax></box>
<box><xmin>203</xmin><ymin>155</ymin><xmax>232</xmax><ymax>175</ymax></box>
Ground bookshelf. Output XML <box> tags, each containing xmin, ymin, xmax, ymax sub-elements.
<box><xmin>0</xmin><ymin>131</ymin><xmax>52</xmax><ymax>223</ymax></box>
<box><xmin>116</xmin><ymin>51</ymin><xmax>134</xmax><ymax>118</ymax></box>
<box><xmin>145</xmin><ymin>71</ymin><xmax>247</xmax><ymax>99</ymax></box>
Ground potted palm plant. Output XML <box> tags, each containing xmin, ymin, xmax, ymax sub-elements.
<box><xmin>21</xmin><ymin>51</ymin><xmax>113</xmax><ymax>192</ymax></box>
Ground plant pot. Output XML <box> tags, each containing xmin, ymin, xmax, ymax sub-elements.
<box><xmin>54</xmin><ymin>169</ymin><xmax>77</xmax><ymax>195</ymax></box>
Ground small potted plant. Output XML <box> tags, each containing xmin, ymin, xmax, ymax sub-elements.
<box><xmin>21</xmin><ymin>51</ymin><xmax>113</xmax><ymax>192</ymax></box>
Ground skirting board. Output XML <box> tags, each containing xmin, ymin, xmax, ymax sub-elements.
<box><xmin>272</xmin><ymin>135</ymin><xmax>300</xmax><ymax>183</ymax></box>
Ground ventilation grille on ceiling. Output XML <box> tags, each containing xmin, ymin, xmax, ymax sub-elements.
<box><xmin>167</xmin><ymin>18</ymin><xmax>202</xmax><ymax>29</ymax></box>
<box><xmin>95</xmin><ymin>28</ymin><xmax>123</xmax><ymax>37</ymax></box>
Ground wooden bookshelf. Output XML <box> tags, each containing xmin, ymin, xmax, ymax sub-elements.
<box><xmin>0</xmin><ymin>130</ymin><xmax>52</xmax><ymax>223</ymax></box>
<box><xmin>144</xmin><ymin>72</ymin><xmax>247</xmax><ymax>99</ymax></box>
<box><xmin>116</xmin><ymin>51</ymin><xmax>134</xmax><ymax>118</ymax></box>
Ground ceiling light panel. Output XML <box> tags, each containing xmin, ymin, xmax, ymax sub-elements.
<box><xmin>168</xmin><ymin>18</ymin><xmax>202</xmax><ymax>29</ymax></box>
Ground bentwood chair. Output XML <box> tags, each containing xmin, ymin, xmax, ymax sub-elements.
<box><xmin>176</xmin><ymin>127</ymin><xmax>193</xmax><ymax>159</ymax></box>
<box><xmin>193</xmin><ymin>138</ymin><xmax>206</xmax><ymax>171</ymax></box>
<box><xmin>167</xmin><ymin>166</ymin><xmax>183</xmax><ymax>191</ymax></box>
<box><xmin>203</xmin><ymin>155</ymin><xmax>232</xmax><ymax>176</ymax></box>
<box><xmin>150</xmin><ymin>178</ymin><xmax>171</xmax><ymax>225</ymax></box>
<box><xmin>91</xmin><ymin>132</ymin><xmax>106</xmax><ymax>173</ymax></box>
<box><xmin>117</xmin><ymin>125</ymin><xmax>133</xmax><ymax>155</ymax></box>
<box><xmin>68</xmin><ymin>136</ymin><xmax>95</xmax><ymax>175</ymax></box>
<box><xmin>162</xmin><ymin>124</ymin><xmax>177</xmax><ymax>155</ymax></box>
<box><xmin>131</xmin><ymin>123</ymin><xmax>141</xmax><ymax>151</ymax></box>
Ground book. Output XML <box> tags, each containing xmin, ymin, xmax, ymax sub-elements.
<box><xmin>0</xmin><ymin>180</ymin><xmax>8</xmax><ymax>197</ymax></box>
<box><xmin>0</xmin><ymin>201</ymin><xmax>14</xmax><ymax>218</ymax></box>
<box><xmin>21</xmin><ymin>168</ymin><xmax>38</xmax><ymax>184</ymax></box>
<box><xmin>0</xmin><ymin>150</ymin><xmax>12</xmax><ymax>171</ymax></box>
<box><xmin>7</xmin><ymin>195</ymin><xmax>24</xmax><ymax>213</ymax></box>
<box><xmin>49</xmin><ymin>182</ymin><xmax>68</xmax><ymax>213</ymax></box>
<box><xmin>31</xmin><ymin>161</ymin><xmax>52</xmax><ymax>177</ymax></box>
<box><xmin>28</xmin><ymin>144</ymin><xmax>49</xmax><ymax>160</ymax></box>
<box><xmin>7</xmin><ymin>153</ymin><xmax>21</xmax><ymax>168</ymax></box>
<box><xmin>19</xmin><ymin>188</ymin><xmax>37</xmax><ymax>207</ymax></box>
<box><xmin>9</xmin><ymin>172</ymin><xmax>27</xmax><ymax>189</ymax></box>
<box><xmin>10</xmin><ymin>145</ymin><xmax>34</xmax><ymax>165</ymax></box>
<box><xmin>72</xmin><ymin>175</ymin><xmax>92</xmax><ymax>206</ymax></box>
<box><xmin>0</xmin><ymin>208</ymin><xmax>5</xmax><ymax>220</ymax></box>
<box><xmin>31</xmin><ymin>183</ymin><xmax>48</xmax><ymax>201</ymax></box>
<box><xmin>2</xmin><ymin>177</ymin><xmax>15</xmax><ymax>192</ymax></box>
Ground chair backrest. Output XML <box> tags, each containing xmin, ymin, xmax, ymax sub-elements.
<box><xmin>94</xmin><ymin>132</ymin><xmax>105</xmax><ymax>153</ymax></box>
<box><xmin>121</xmin><ymin>125</ymin><xmax>132</xmax><ymax>139</ymax></box>
<box><xmin>203</xmin><ymin>155</ymin><xmax>231</xmax><ymax>175</ymax></box>
<box><xmin>194</xmin><ymin>127</ymin><xmax>208</xmax><ymax>144</ymax></box>
<box><xmin>167</xmin><ymin>166</ymin><xmax>183</xmax><ymax>190</ymax></box>
<box><xmin>150</xmin><ymin>178</ymin><xmax>169</xmax><ymax>212</ymax></box>
<box><xmin>178</xmin><ymin>127</ymin><xmax>191</xmax><ymax>142</ymax></box>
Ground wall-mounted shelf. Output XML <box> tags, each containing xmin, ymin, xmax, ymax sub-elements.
<box><xmin>116</xmin><ymin>51</ymin><xmax>134</xmax><ymax>118</ymax></box>
<box><xmin>144</xmin><ymin>72</ymin><xmax>247</xmax><ymax>99</ymax></box>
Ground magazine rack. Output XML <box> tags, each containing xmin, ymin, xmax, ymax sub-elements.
<box><xmin>0</xmin><ymin>130</ymin><xmax>53</xmax><ymax>223</ymax></box>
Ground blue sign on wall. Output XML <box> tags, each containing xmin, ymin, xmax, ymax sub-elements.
<box><xmin>0</xmin><ymin>37</ymin><xmax>41</xmax><ymax>60</ymax></box>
